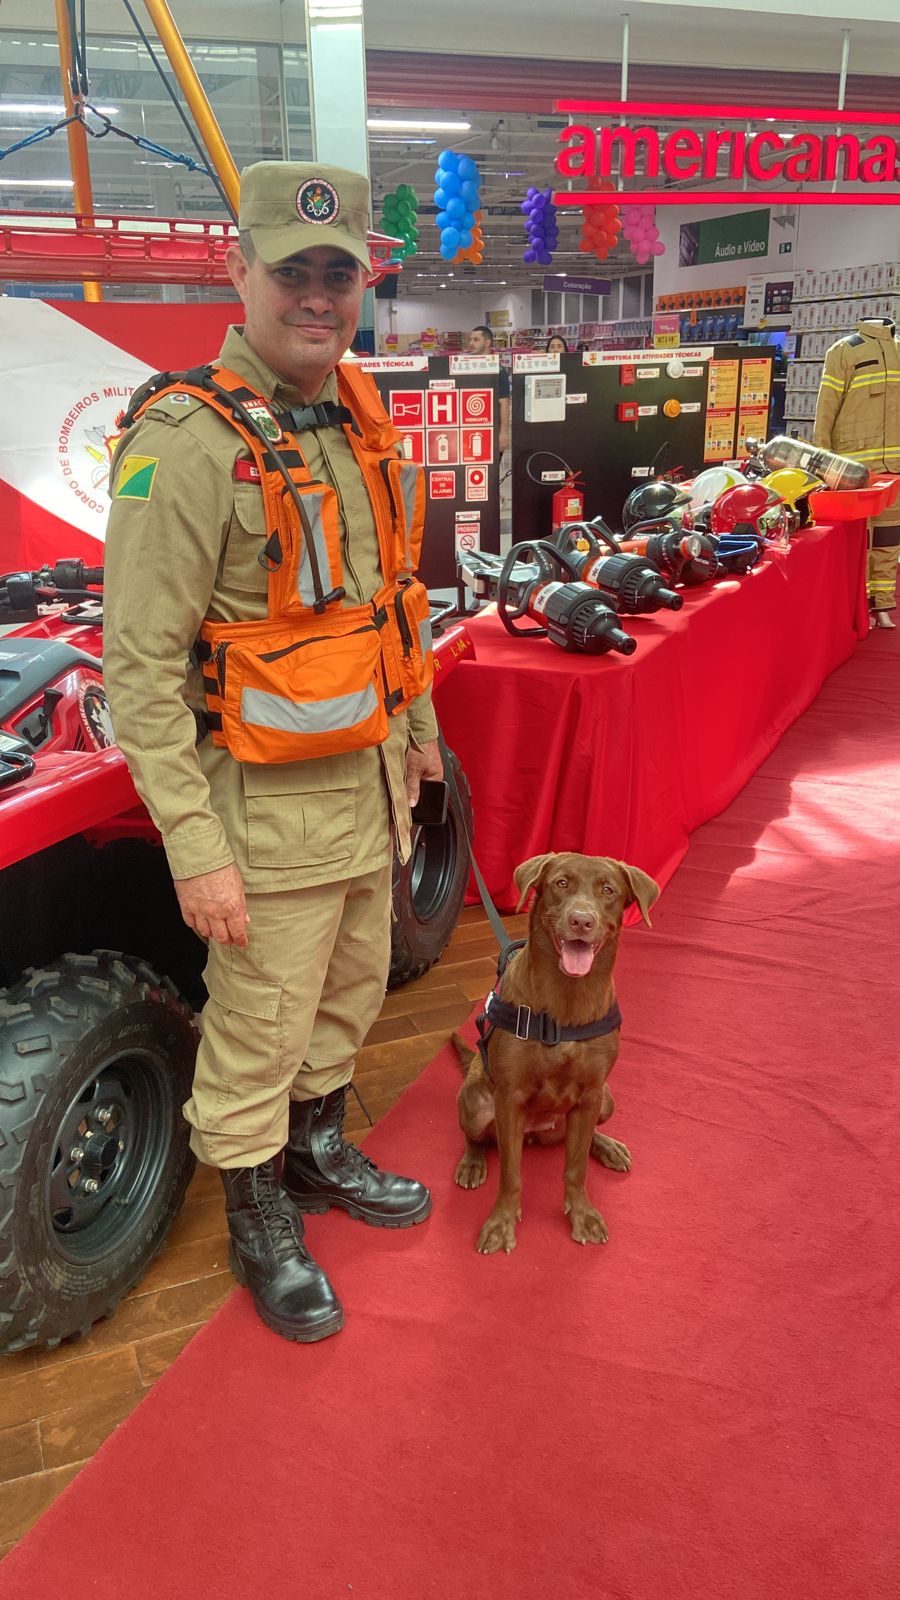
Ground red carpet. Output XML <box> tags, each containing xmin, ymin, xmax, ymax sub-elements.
<box><xmin>2</xmin><ymin>631</ymin><xmax>899</xmax><ymax>1600</ymax></box>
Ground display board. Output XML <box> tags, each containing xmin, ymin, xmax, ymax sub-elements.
<box><xmin>360</xmin><ymin>355</ymin><xmax>502</xmax><ymax>588</ymax></box>
<box><xmin>509</xmin><ymin>345</ymin><xmax>775</xmax><ymax>536</ymax></box>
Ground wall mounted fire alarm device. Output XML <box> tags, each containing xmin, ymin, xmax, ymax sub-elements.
<box><xmin>524</xmin><ymin>373</ymin><xmax>567</xmax><ymax>423</ymax></box>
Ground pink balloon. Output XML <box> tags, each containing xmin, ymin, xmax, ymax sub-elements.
<box><xmin>651</xmin><ymin>241</ymin><xmax>666</xmax><ymax>255</ymax></box>
<box><xmin>635</xmin><ymin>250</ymin><xmax>650</xmax><ymax>265</ymax></box>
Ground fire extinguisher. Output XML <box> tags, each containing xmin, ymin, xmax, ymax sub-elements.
<box><xmin>526</xmin><ymin>451</ymin><xmax>585</xmax><ymax>535</ymax></box>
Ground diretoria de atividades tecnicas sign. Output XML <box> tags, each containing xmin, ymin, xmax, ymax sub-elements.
<box><xmin>551</xmin><ymin>98</ymin><xmax>900</xmax><ymax>207</ymax></box>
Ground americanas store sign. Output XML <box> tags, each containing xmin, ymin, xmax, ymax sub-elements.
<box><xmin>552</xmin><ymin>98</ymin><xmax>900</xmax><ymax>206</ymax></box>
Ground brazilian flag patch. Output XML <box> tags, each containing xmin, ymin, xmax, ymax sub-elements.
<box><xmin>115</xmin><ymin>455</ymin><xmax>159</xmax><ymax>501</ymax></box>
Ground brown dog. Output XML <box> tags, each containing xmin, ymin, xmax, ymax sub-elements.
<box><xmin>454</xmin><ymin>851</ymin><xmax>658</xmax><ymax>1254</ymax></box>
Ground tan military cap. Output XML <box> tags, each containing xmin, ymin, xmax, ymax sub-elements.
<box><xmin>239</xmin><ymin>161</ymin><xmax>371</xmax><ymax>271</ymax></box>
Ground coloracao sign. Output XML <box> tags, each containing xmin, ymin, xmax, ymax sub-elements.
<box><xmin>552</xmin><ymin>98</ymin><xmax>900</xmax><ymax>206</ymax></box>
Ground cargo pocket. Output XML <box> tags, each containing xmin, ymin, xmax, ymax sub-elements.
<box><xmin>242</xmin><ymin>754</ymin><xmax>359</xmax><ymax>869</ymax></box>
<box><xmin>202</xmin><ymin>956</ymin><xmax>282</xmax><ymax>1092</ymax></box>
<box><xmin>221</xmin><ymin>480</ymin><xmax>269</xmax><ymax>597</ymax></box>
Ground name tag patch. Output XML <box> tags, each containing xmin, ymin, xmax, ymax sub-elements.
<box><xmin>234</xmin><ymin>460</ymin><xmax>262</xmax><ymax>483</ymax></box>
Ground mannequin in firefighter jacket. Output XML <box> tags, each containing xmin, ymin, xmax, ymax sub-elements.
<box><xmin>103</xmin><ymin>163</ymin><xmax>442</xmax><ymax>1345</ymax></box>
<box><xmin>814</xmin><ymin>318</ymin><xmax>900</xmax><ymax>628</ymax></box>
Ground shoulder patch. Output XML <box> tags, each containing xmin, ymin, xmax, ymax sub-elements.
<box><xmin>115</xmin><ymin>455</ymin><xmax>159</xmax><ymax>501</ymax></box>
<box><xmin>144</xmin><ymin>391</ymin><xmax>207</xmax><ymax>422</ymax></box>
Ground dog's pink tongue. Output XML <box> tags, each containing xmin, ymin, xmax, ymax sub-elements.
<box><xmin>560</xmin><ymin>940</ymin><xmax>595</xmax><ymax>977</ymax></box>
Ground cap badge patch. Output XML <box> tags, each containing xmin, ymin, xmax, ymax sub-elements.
<box><xmin>296</xmin><ymin>177</ymin><xmax>341</xmax><ymax>226</ymax></box>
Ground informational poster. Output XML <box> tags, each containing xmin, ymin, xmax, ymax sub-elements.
<box><xmin>704</xmin><ymin>359</ymin><xmax>740</xmax><ymax>461</ymax></box>
<box><xmin>736</xmin><ymin>357</ymin><xmax>772</xmax><ymax>453</ymax></box>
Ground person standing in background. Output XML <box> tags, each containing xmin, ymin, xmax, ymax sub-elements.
<box><xmin>467</xmin><ymin>324</ymin><xmax>510</xmax><ymax>452</ymax></box>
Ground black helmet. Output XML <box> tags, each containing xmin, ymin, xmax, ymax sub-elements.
<box><xmin>622</xmin><ymin>480</ymin><xmax>691</xmax><ymax>533</ymax></box>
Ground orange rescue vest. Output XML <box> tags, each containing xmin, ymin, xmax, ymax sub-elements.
<box><xmin>125</xmin><ymin>362</ymin><xmax>432</xmax><ymax>765</ymax></box>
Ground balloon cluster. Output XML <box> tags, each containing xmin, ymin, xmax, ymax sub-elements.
<box><xmin>622</xmin><ymin>204</ymin><xmax>665</xmax><ymax>265</ymax></box>
<box><xmin>380</xmin><ymin>185</ymin><xmax>420</xmax><ymax>259</ymax></box>
<box><xmin>579</xmin><ymin>177</ymin><xmax>621</xmax><ymax>262</ymax></box>
<box><xmin>434</xmin><ymin>150</ymin><xmax>484</xmax><ymax>263</ymax></box>
<box><xmin>520</xmin><ymin>186</ymin><xmax>559</xmax><ymax>266</ymax></box>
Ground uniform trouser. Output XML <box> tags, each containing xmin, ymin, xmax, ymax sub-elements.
<box><xmin>868</xmin><ymin>520</ymin><xmax>900</xmax><ymax>612</ymax></box>
<box><xmin>183</xmin><ymin>862</ymin><xmax>392</xmax><ymax>1169</ymax></box>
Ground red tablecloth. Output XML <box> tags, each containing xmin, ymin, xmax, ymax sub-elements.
<box><xmin>434</xmin><ymin>521</ymin><xmax>869</xmax><ymax>910</ymax></box>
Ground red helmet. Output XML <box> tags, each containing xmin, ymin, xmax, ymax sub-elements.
<box><xmin>709</xmin><ymin>483</ymin><xmax>787</xmax><ymax>545</ymax></box>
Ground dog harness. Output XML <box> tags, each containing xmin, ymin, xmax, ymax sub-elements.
<box><xmin>475</xmin><ymin>940</ymin><xmax>623</xmax><ymax>1078</ymax></box>
<box><xmin>120</xmin><ymin>361</ymin><xmax>431</xmax><ymax>766</ymax></box>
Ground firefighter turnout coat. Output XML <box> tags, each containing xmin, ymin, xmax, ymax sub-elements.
<box><xmin>813</xmin><ymin>319</ymin><xmax>900</xmax><ymax>492</ymax></box>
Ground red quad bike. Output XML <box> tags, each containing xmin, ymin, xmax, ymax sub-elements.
<box><xmin>0</xmin><ymin>562</ymin><xmax>473</xmax><ymax>1354</ymax></box>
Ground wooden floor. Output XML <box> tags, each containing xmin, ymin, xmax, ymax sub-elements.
<box><xmin>0</xmin><ymin>905</ymin><xmax>523</xmax><ymax>1559</ymax></box>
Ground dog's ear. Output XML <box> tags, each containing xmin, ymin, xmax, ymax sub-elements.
<box><xmin>615</xmin><ymin>862</ymin><xmax>660</xmax><ymax>927</ymax></box>
<box><xmin>514</xmin><ymin>853</ymin><xmax>557</xmax><ymax>911</ymax></box>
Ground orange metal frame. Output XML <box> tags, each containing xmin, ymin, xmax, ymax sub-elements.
<box><xmin>1</xmin><ymin>212</ymin><xmax>403</xmax><ymax>288</ymax></box>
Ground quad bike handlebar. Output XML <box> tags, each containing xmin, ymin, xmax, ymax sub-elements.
<box><xmin>0</xmin><ymin>562</ymin><xmax>104</xmax><ymax>618</ymax></box>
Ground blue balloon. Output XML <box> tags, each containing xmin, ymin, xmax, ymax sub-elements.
<box><xmin>457</xmin><ymin>156</ymin><xmax>477</xmax><ymax>181</ymax></box>
<box><xmin>458</xmin><ymin>229</ymin><xmax>473</xmax><ymax>249</ymax></box>
<box><xmin>520</xmin><ymin>198</ymin><xmax>532</xmax><ymax>215</ymax></box>
<box><xmin>440</xmin><ymin>243</ymin><xmax>457</xmax><ymax>260</ymax></box>
<box><xmin>461</xmin><ymin>210</ymin><xmax>474</xmax><ymax>230</ymax></box>
<box><xmin>538</xmin><ymin>249</ymin><xmax>553</xmax><ymax>265</ymax></box>
<box><xmin>446</xmin><ymin>195</ymin><xmax>465</xmax><ymax>219</ymax></box>
<box><xmin>438</xmin><ymin>149</ymin><xmax>457</xmax><ymax>171</ymax></box>
<box><xmin>441</xmin><ymin>225</ymin><xmax>461</xmax><ymax>249</ymax></box>
<box><xmin>441</xmin><ymin>171</ymin><xmax>461</xmax><ymax>197</ymax></box>
<box><xmin>460</xmin><ymin>179</ymin><xmax>480</xmax><ymax>206</ymax></box>
<box><xmin>523</xmin><ymin>248</ymin><xmax>537</xmax><ymax>263</ymax></box>
<box><xmin>436</xmin><ymin>209</ymin><xmax>450</xmax><ymax>229</ymax></box>
<box><xmin>434</xmin><ymin>188</ymin><xmax>448</xmax><ymax>208</ymax></box>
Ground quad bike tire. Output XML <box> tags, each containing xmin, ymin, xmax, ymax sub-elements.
<box><xmin>0</xmin><ymin>952</ymin><xmax>197</xmax><ymax>1354</ymax></box>
<box><xmin>388</xmin><ymin>747</ymin><xmax>474</xmax><ymax>990</ymax></box>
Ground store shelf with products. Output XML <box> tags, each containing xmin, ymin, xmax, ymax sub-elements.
<box><xmin>784</xmin><ymin>260</ymin><xmax>900</xmax><ymax>445</ymax></box>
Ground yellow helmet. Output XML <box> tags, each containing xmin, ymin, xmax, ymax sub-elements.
<box><xmin>761</xmin><ymin>468</ymin><xmax>824</xmax><ymax>530</ymax></box>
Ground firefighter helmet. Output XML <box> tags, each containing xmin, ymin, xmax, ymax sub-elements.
<box><xmin>622</xmin><ymin>480</ymin><xmax>691</xmax><ymax>532</ymax></box>
<box><xmin>709</xmin><ymin>483</ymin><xmax>787</xmax><ymax>544</ymax></box>
<box><xmin>688</xmin><ymin>466</ymin><xmax>749</xmax><ymax>508</ymax></box>
<box><xmin>760</xmin><ymin>468</ymin><xmax>823</xmax><ymax>529</ymax></box>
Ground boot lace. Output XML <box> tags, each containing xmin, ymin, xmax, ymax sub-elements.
<box><xmin>324</xmin><ymin>1086</ymin><xmax>378</xmax><ymax>1180</ymax></box>
<box><xmin>250</xmin><ymin>1165</ymin><xmax>305</xmax><ymax>1258</ymax></box>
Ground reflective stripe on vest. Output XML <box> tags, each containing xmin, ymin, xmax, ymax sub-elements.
<box><xmin>397</xmin><ymin>462</ymin><xmax>420</xmax><ymax>569</ymax></box>
<box><xmin>297</xmin><ymin>489</ymin><xmax>336</xmax><ymax>607</ymax></box>
<box><xmin>419</xmin><ymin>614</ymin><xmax>433</xmax><ymax>658</ymax></box>
<box><xmin>242</xmin><ymin>681</ymin><xmax>379</xmax><ymax>735</ymax></box>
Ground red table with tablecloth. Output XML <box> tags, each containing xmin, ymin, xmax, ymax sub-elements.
<box><xmin>433</xmin><ymin>520</ymin><xmax>869</xmax><ymax>910</ymax></box>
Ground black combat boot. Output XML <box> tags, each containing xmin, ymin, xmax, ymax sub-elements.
<box><xmin>283</xmin><ymin>1087</ymin><xmax>432</xmax><ymax>1229</ymax></box>
<box><xmin>220</xmin><ymin>1155</ymin><xmax>343</xmax><ymax>1342</ymax></box>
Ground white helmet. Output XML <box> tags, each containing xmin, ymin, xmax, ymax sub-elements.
<box><xmin>688</xmin><ymin>466</ymin><xmax>750</xmax><ymax>508</ymax></box>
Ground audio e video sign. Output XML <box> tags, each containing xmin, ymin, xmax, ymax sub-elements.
<box><xmin>552</xmin><ymin>99</ymin><xmax>900</xmax><ymax>207</ymax></box>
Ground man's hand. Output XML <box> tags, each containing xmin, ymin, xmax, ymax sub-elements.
<box><xmin>406</xmin><ymin>737</ymin><xmax>443</xmax><ymax>808</ymax></box>
<box><xmin>174</xmin><ymin>862</ymin><xmax>250</xmax><ymax>947</ymax></box>
<box><xmin>499</xmin><ymin>425</ymin><xmax>511</xmax><ymax>454</ymax></box>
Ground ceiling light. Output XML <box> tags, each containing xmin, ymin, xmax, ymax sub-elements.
<box><xmin>367</xmin><ymin>118</ymin><xmax>471</xmax><ymax>132</ymax></box>
<box><xmin>0</xmin><ymin>177</ymin><xmax>75</xmax><ymax>187</ymax></box>
<box><xmin>7</xmin><ymin>102</ymin><xmax>120</xmax><ymax>115</ymax></box>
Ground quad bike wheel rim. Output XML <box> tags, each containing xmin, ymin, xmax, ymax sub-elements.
<box><xmin>44</xmin><ymin>1046</ymin><xmax>172</xmax><ymax>1265</ymax></box>
<box><xmin>408</xmin><ymin>817</ymin><xmax>459</xmax><ymax>925</ymax></box>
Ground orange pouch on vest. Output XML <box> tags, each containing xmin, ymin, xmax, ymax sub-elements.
<box><xmin>390</xmin><ymin>576</ymin><xmax>433</xmax><ymax>703</ymax></box>
<box><xmin>199</xmin><ymin>607</ymin><xmax>388</xmax><ymax>765</ymax></box>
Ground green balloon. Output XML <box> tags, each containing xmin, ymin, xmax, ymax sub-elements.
<box><xmin>409</xmin><ymin>225</ymin><xmax>420</xmax><ymax>241</ymax></box>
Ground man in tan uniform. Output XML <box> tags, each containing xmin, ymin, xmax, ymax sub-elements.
<box><xmin>104</xmin><ymin>163</ymin><xmax>442</xmax><ymax>1344</ymax></box>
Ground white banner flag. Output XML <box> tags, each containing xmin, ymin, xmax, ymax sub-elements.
<box><xmin>0</xmin><ymin>299</ymin><xmax>155</xmax><ymax>542</ymax></box>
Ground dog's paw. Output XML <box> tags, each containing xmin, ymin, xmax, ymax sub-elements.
<box><xmin>477</xmin><ymin>1213</ymin><xmax>518</xmax><ymax>1255</ymax></box>
<box><xmin>455</xmin><ymin>1151</ymin><xmax>488</xmax><ymax>1189</ymax></box>
<box><xmin>591</xmin><ymin>1132</ymin><xmax>632</xmax><ymax>1173</ymax></box>
<box><xmin>567</xmin><ymin>1206</ymin><xmax>609</xmax><ymax>1246</ymax></box>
